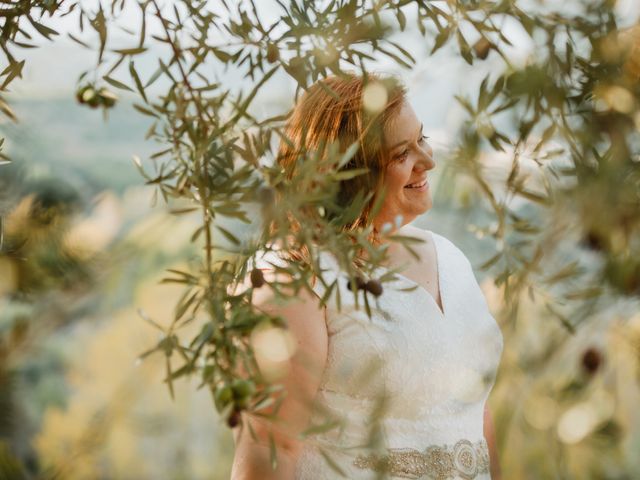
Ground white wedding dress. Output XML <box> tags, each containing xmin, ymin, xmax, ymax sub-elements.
<box><xmin>256</xmin><ymin>230</ymin><xmax>504</xmax><ymax>479</ymax></box>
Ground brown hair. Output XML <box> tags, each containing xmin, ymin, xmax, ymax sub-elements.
<box><xmin>270</xmin><ymin>72</ymin><xmax>407</xmax><ymax>271</ymax></box>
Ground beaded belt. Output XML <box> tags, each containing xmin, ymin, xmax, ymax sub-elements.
<box><xmin>352</xmin><ymin>438</ymin><xmax>490</xmax><ymax>479</ymax></box>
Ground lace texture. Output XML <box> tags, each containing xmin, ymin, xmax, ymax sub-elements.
<box><xmin>254</xmin><ymin>230</ymin><xmax>504</xmax><ymax>479</ymax></box>
<box><xmin>353</xmin><ymin>438</ymin><xmax>490</xmax><ymax>479</ymax></box>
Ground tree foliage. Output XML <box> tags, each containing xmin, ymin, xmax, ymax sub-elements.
<box><xmin>1</xmin><ymin>0</ymin><xmax>640</xmax><ymax>476</ymax></box>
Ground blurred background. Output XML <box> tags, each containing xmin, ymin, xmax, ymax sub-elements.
<box><xmin>1</xmin><ymin>0</ymin><xmax>640</xmax><ymax>479</ymax></box>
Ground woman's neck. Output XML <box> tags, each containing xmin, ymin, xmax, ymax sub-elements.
<box><xmin>368</xmin><ymin>223</ymin><xmax>414</xmax><ymax>267</ymax></box>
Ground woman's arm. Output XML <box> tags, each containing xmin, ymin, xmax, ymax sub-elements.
<box><xmin>484</xmin><ymin>405</ymin><xmax>501</xmax><ymax>480</ymax></box>
<box><xmin>230</xmin><ymin>275</ymin><xmax>328</xmax><ymax>480</ymax></box>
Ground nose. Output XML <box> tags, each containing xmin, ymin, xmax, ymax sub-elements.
<box><xmin>416</xmin><ymin>142</ymin><xmax>435</xmax><ymax>171</ymax></box>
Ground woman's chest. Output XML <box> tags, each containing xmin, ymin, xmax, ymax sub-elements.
<box><xmin>321</xmin><ymin>279</ymin><xmax>503</xmax><ymax>415</ymax></box>
<box><xmin>380</xmin><ymin>284</ymin><xmax>500</xmax><ymax>397</ymax></box>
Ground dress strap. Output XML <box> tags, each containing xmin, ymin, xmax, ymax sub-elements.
<box><xmin>309</xmin><ymin>250</ymin><xmax>341</xmax><ymax>304</ymax></box>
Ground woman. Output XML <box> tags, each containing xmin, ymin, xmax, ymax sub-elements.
<box><xmin>231</xmin><ymin>73</ymin><xmax>504</xmax><ymax>479</ymax></box>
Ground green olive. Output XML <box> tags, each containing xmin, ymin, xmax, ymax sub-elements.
<box><xmin>81</xmin><ymin>87</ymin><xmax>96</xmax><ymax>103</ymax></box>
<box><xmin>75</xmin><ymin>85</ymin><xmax>91</xmax><ymax>104</ymax></box>
<box><xmin>232</xmin><ymin>379</ymin><xmax>256</xmax><ymax>400</ymax></box>
<box><xmin>98</xmin><ymin>87</ymin><xmax>118</xmax><ymax>108</ymax></box>
<box><xmin>82</xmin><ymin>87</ymin><xmax>101</xmax><ymax>109</ymax></box>
<box><xmin>214</xmin><ymin>385</ymin><xmax>233</xmax><ymax>411</ymax></box>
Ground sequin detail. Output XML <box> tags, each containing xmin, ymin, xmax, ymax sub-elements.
<box><xmin>352</xmin><ymin>438</ymin><xmax>490</xmax><ymax>479</ymax></box>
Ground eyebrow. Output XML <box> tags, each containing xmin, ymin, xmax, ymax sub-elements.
<box><xmin>389</xmin><ymin>123</ymin><xmax>424</xmax><ymax>151</ymax></box>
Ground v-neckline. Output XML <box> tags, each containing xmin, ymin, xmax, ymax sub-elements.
<box><xmin>377</xmin><ymin>230</ymin><xmax>446</xmax><ymax>317</ymax></box>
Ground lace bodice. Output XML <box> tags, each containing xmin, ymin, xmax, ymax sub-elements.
<box><xmin>254</xmin><ymin>230</ymin><xmax>503</xmax><ymax>479</ymax></box>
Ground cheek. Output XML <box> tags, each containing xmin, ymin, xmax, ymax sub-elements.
<box><xmin>385</xmin><ymin>164</ymin><xmax>411</xmax><ymax>193</ymax></box>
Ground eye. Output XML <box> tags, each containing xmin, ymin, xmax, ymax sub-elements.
<box><xmin>419</xmin><ymin>135</ymin><xmax>429</xmax><ymax>144</ymax></box>
<box><xmin>396</xmin><ymin>149</ymin><xmax>409</xmax><ymax>161</ymax></box>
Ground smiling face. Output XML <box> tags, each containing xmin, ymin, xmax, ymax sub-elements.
<box><xmin>373</xmin><ymin>101</ymin><xmax>435</xmax><ymax>233</ymax></box>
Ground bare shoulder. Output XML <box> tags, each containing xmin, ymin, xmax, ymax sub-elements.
<box><xmin>231</xmin><ymin>254</ymin><xmax>329</xmax><ymax>465</ymax></box>
<box><xmin>231</xmin><ymin>249</ymin><xmax>322</xmax><ymax>300</ymax></box>
<box><xmin>247</xmin><ymin>251</ymin><xmax>327</xmax><ymax>346</ymax></box>
<box><xmin>230</xmin><ymin>249</ymin><xmax>328</xmax><ymax>373</ymax></box>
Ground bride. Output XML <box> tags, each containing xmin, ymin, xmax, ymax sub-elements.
<box><xmin>230</xmin><ymin>73</ymin><xmax>504</xmax><ymax>479</ymax></box>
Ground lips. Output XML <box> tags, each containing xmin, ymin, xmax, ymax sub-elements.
<box><xmin>404</xmin><ymin>178</ymin><xmax>428</xmax><ymax>189</ymax></box>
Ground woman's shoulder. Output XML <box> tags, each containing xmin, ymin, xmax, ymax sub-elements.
<box><xmin>246</xmin><ymin>249</ymin><xmax>326</xmax><ymax>314</ymax></box>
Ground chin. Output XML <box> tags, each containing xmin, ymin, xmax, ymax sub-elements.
<box><xmin>414</xmin><ymin>198</ymin><xmax>432</xmax><ymax>215</ymax></box>
<box><xmin>412</xmin><ymin>206</ymin><xmax>431</xmax><ymax>217</ymax></box>
<box><xmin>396</xmin><ymin>206</ymin><xmax>431</xmax><ymax>224</ymax></box>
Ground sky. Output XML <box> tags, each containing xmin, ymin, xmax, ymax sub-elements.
<box><xmin>10</xmin><ymin>0</ymin><xmax>640</xmax><ymax>95</ymax></box>
<box><xmin>5</xmin><ymin>0</ymin><xmax>640</xmax><ymax>165</ymax></box>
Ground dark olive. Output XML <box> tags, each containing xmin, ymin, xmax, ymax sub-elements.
<box><xmin>473</xmin><ymin>37</ymin><xmax>492</xmax><ymax>60</ymax></box>
<box><xmin>266</xmin><ymin>43</ymin><xmax>280</xmax><ymax>63</ymax></box>
<box><xmin>581</xmin><ymin>347</ymin><xmax>603</xmax><ymax>374</ymax></box>
<box><xmin>346</xmin><ymin>274</ymin><xmax>366</xmax><ymax>291</ymax></box>
<box><xmin>580</xmin><ymin>230</ymin><xmax>607</xmax><ymax>251</ymax></box>
<box><xmin>257</xmin><ymin>186</ymin><xmax>276</xmax><ymax>209</ymax></box>
<box><xmin>250</xmin><ymin>268</ymin><xmax>265</xmax><ymax>288</ymax></box>
<box><xmin>227</xmin><ymin>408</ymin><xmax>241</xmax><ymax>428</ymax></box>
<box><xmin>365</xmin><ymin>279</ymin><xmax>383</xmax><ymax>297</ymax></box>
